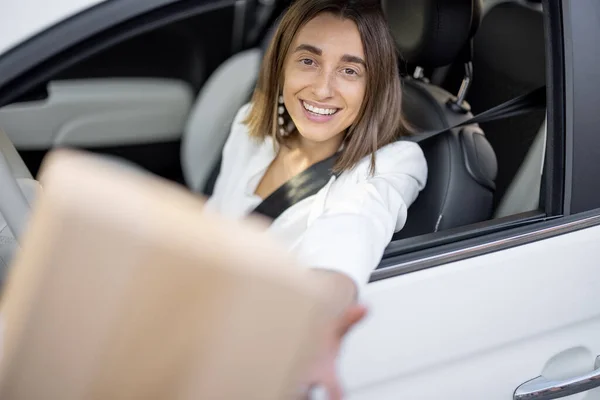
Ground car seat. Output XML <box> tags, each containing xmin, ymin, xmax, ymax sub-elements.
<box><xmin>385</xmin><ymin>0</ymin><xmax>499</xmax><ymax>239</ymax></box>
<box><xmin>181</xmin><ymin>7</ymin><xmax>292</xmax><ymax>194</ymax></box>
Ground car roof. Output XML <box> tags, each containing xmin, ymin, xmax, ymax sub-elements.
<box><xmin>0</xmin><ymin>0</ymin><xmax>109</xmax><ymax>57</ymax></box>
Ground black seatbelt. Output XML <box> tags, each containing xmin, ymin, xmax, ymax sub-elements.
<box><xmin>252</xmin><ymin>153</ymin><xmax>338</xmax><ymax>220</ymax></box>
<box><xmin>252</xmin><ymin>86</ymin><xmax>546</xmax><ymax>221</ymax></box>
<box><xmin>406</xmin><ymin>86</ymin><xmax>546</xmax><ymax>143</ymax></box>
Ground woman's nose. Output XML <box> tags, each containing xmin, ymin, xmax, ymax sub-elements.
<box><xmin>311</xmin><ymin>70</ymin><xmax>335</xmax><ymax>99</ymax></box>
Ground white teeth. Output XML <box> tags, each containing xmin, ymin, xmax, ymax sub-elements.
<box><xmin>302</xmin><ymin>101</ymin><xmax>337</xmax><ymax>115</ymax></box>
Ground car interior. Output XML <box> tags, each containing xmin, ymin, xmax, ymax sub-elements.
<box><xmin>0</xmin><ymin>0</ymin><xmax>547</xmax><ymax>274</ymax></box>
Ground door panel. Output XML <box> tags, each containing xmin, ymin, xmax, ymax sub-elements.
<box><xmin>0</xmin><ymin>79</ymin><xmax>193</xmax><ymax>149</ymax></box>
<box><xmin>0</xmin><ymin>2</ymin><xmax>240</xmax><ymax>181</ymax></box>
<box><xmin>341</xmin><ymin>223</ymin><xmax>600</xmax><ymax>399</ymax></box>
<box><xmin>17</xmin><ymin>140</ymin><xmax>184</xmax><ymax>182</ymax></box>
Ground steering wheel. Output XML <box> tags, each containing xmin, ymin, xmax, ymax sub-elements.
<box><xmin>0</xmin><ymin>127</ymin><xmax>158</xmax><ymax>250</ymax></box>
<box><xmin>0</xmin><ymin>158</ymin><xmax>31</xmax><ymax>242</ymax></box>
<box><xmin>0</xmin><ymin>129</ymin><xmax>36</xmax><ymax>243</ymax></box>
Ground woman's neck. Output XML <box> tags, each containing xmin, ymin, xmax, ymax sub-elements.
<box><xmin>283</xmin><ymin>132</ymin><xmax>343</xmax><ymax>167</ymax></box>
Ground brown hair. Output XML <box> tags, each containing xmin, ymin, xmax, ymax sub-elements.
<box><xmin>244</xmin><ymin>0</ymin><xmax>408</xmax><ymax>174</ymax></box>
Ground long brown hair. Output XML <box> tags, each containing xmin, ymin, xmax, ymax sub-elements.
<box><xmin>244</xmin><ymin>0</ymin><xmax>408</xmax><ymax>174</ymax></box>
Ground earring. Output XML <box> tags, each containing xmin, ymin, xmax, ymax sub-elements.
<box><xmin>278</xmin><ymin>94</ymin><xmax>294</xmax><ymax>137</ymax></box>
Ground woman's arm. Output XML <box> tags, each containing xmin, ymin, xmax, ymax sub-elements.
<box><xmin>310</xmin><ymin>269</ymin><xmax>357</xmax><ymax>317</ymax></box>
<box><xmin>300</xmin><ymin>269</ymin><xmax>367</xmax><ymax>400</ymax></box>
<box><xmin>294</xmin><ymin>142</ymin><xmax>428</xmax><ymax>398</ymax></box>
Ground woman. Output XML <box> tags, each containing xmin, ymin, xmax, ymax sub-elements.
<box><xmin>206</xmin><ymin>0</ymin><xmax>427</xmax><ymax>397</ymax></box>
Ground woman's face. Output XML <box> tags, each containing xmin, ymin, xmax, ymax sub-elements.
<box><xmin>282</xmin><ymin>13</ymin><xmax>367</xmax><ymax>146</ymax></box>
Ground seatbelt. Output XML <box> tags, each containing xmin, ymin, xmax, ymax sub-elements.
<box><xmin>252</xmin><ymin>86</ymin><xmax>546</xmax><ymax>221</ymax></box>
<box><xmin>406</xmin><ymin>86</ymin><xmax>546</xmax><ymax>143</ymax></box>
<box><xmin>252</xmin><ymin>154</ymin><xmax>338</xmax><ymax>220</ymax></box>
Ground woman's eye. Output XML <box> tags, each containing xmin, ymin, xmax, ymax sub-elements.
<box><xmin>344</xmin><ymin>68</ymin><xmax>358</xmax><ymax>76</ymax></box>
<box><xmin>301</xmin><ymin>58</ymin><xmax>314</xmax><ymax>66</ymax></box>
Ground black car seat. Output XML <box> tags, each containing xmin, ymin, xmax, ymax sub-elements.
<box><xmin>385</xmin><ymin>0</ymin><xmax>499</xmax><ymax>239</ymax></box>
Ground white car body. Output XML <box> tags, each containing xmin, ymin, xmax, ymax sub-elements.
<box><xmin>1</xmin><ymin>1</ymin><xmax>599</xmax><ymax>399</ymax></box>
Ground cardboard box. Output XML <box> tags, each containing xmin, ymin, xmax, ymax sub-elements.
<box><xmin>0</xmin><ymin>150</ymin><xmax>328</xmax><ymax>400</ymax></box>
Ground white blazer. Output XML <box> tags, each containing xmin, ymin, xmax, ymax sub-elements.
<box><xmin>206</xmin><ymin>104</ymin><xmax>428</xmax><ymax>292</ymax></box>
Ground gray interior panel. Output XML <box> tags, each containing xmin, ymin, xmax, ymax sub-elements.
<box><xmin>494</xmin><ymin>115</ymin><xmax>547</xmax><ymax>218</ymax></box>
<box><xmin>0</xmin><ymin>177</ymin><xmax>40</xmax><ymax>276</ymax></box>
<box><xmin>0</xmin><ymin>78</ymin><xmax>194</xmax><ymax>149</ymax></box>
<box><xmin>182</xmin><ymin>48</ymin><xmax>262</xmax><ymax>193</ymax></box>
<box><xmin>0</xmin><ymin>128</ymin><xmax>32</xmax><ymax>179</ymax></box>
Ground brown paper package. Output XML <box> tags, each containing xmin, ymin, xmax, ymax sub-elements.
<box><xmin>0</xmin><ymin>150</ymin><xmax>330</xmax><ymax>400</ymax></box>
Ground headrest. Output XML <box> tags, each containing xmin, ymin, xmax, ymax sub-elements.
<box><xmin>384</xmin><ymin>0</ymin><xmax>482</xmax><ymax>68</ymax></box>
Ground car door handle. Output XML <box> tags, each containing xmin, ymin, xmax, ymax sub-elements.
<box><xmin>514</xmin><ymin>356</ymin><xmax>600</xmax><ymax>400</ymax></box>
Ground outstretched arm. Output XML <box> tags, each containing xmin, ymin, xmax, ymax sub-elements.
<box><xmin>300</xmin><ymin>269</ymin><xmax>367</xmax><ymax>400</ymax></box>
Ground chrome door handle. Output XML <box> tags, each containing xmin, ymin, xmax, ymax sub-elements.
<box><xmin>514</xmin><ymin>356</ymin><xmax>600</xmax><ymax>400</ymax></box>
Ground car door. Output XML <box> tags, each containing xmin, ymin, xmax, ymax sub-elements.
<box><xmin>342</xmin><ymin>225</ymin><xmax>600</xmax><ymax>399</ymax></box>
<box><xmin>339</xmin><ymin>1</ymin><xmax>600</xmax><ymax>399</ymax></box>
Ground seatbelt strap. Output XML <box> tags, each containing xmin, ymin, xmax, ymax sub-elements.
<box><xmin>406</xmin><ymin>86</ymin><xmax>546</xmax><ymax>143</ymax></box>
<box><xmin>252</xmin><ymin>86</ymin><xmax>546</xmax><ymax>221</ymax></box>
<box><xmin>252</xmin><ymin>153</ymin><xmax>338</xmax><ymax>220</ymax></box>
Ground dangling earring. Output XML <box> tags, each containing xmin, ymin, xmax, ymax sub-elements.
<box><xmin>278</xmin><ymin>94</ymin><xmax>295</xmax><ymax>137</ymax></box>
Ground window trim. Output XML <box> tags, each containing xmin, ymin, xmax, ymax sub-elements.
<box><xmin>542</xmin><ymin>0</ymin><xmax>566</xmax><ymax>217</ymax></box>
<box><xmin>373</xmin><ymin>209</ymin><xmax>598</xmax><ymax>282</ymax></box>
<box><xmin>382</xmin><ymin>210</ymin><xmax>546</xmax><ymax>260</ymax></box>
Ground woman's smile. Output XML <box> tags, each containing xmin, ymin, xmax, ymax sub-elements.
<box><xmin>300</xmin><ymin>99</ymin><xmax>341</xmax><ymax>123</ymax></box>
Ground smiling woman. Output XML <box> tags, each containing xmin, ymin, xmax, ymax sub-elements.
<box><xmin>244</xmin><ymin>0</ymin><xmax>410</xmax><ymax>174</ymax></box>
<box><xmin>203</xmin><ymin>0</ymin><xmax>427</xmax><ymax>397</ymax></box>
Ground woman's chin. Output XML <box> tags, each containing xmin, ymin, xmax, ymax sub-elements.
<box><xmin>295</xmin><ymin>128</ymin><xmax>342</xmax><ymax>145</ymax></box>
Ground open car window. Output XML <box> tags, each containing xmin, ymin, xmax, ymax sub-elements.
<box><xmin>0</xmin><ymin>0</ymin><xmax>567</xmax><ymax>282</ymax></box>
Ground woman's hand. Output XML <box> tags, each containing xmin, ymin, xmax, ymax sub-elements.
<box><xmin>301</xmin><ymin>303</ymin><xmax>367</xmax><ymax>399</ymax></box>
<box><xmin>296</xmin><ymin>268</ymin><xmax>368</xmax><ymax>399</ymax></box>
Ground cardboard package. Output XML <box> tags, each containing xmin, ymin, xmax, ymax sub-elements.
<box><xmin>0</xmin><ymin>150</ymin><xmax>329</xmax><ymax>400</ymax></box>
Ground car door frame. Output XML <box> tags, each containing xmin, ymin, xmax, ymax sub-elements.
<box><xmin>373</xmin><ymin>0</ymin><xmax>583</xmax><ymax>281</ymax></box>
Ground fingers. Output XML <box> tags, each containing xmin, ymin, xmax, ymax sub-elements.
<box><xmin>311</xmin><ymin>380</ymin><xmax>344</xmax><ymax>400</ymax></box>
<box><xmin>303</xmin><ymin>304</ymin><xmax>368</xmax><ymax>400</ymax></box>
<box><xmin>326</xmin><ymin>379</ymin><xmax>344</xmax><ymax>400</ymax></box>
<box><xmin>320</xmin><ymin>348</ymin><xmax>345</xmax><ymax>400</ymax></box>
<box><xmin>337</xmin><ymin>304</ymin><xmax>368</xmax><ymax>337</ymax></box>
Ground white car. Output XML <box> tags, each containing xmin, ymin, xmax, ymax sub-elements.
<box><xmin>0</xmin><ymin>0</ymin><xmax>598</xmax><ymax>399</ymax></box>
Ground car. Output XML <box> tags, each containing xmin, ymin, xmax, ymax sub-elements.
<box><xmin>1</xmin><ymin>0</ymin><xmax>599</xmax><ymax>399</ymax></box>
